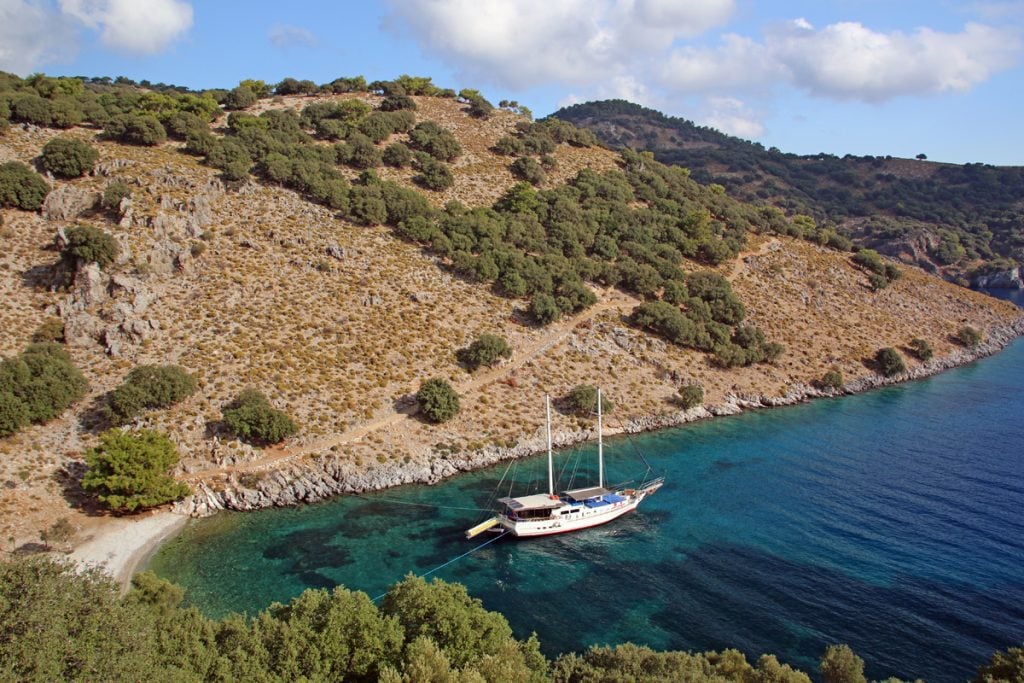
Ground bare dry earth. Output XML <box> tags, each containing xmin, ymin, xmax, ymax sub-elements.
<box><xmin>0</xmin><ymin>96</ymin><xmax>1020</xmax><ymax>554</ymax></box>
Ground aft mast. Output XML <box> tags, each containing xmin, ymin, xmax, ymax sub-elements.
<box><xmin>546</xmin><ymin>394</ymin><xmax>554</xmax><ymax>496</ymax></box>
<box><xmin>597</xmin><ymin>387</ymin><xmax>604</xmax><ymax>488</ymax></box>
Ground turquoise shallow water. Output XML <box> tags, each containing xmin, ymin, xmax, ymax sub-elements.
<box><xmin>149</xmin><ymin>314</ymin><xmax>1024</xmax><ymax>682</ymax></box>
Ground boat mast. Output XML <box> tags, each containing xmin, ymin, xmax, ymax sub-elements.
<box><xmin>546</xmin><ymin>394</ymin><xmax>554</xmax><ymax>496</ymax></box>
<box><xmin>597</xmin><ymin>387</ymin><xmax>604</xmax><ymax>488</ymax></box>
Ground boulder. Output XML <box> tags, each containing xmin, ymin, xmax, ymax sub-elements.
<box><xmin>41</xmin><ymin>185</ymin><xmax>99</xmax><ymax>221</ymax></box>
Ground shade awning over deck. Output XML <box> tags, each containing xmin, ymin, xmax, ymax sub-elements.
<box><xmin>498</xmin><ymin>494</ymin><xmax>563</xmax><ymax>511</ymax></box>
<box><xmin>563</xmin><ymin>486</ymin><xmax>611</xmax><ymax>501</ymax></box>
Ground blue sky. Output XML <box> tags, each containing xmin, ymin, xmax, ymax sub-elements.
<box><xmin>2</xmin><ymin>0</ymin><xmax>1022</xmax><ymax>165</ymax></box>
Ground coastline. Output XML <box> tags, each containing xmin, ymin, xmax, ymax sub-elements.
<box><xmin>68</xmin><ymin>510</ymin><xmax>188</xmax><ymax>591</ymax></box>
<box><xmin>179</xmin><ymin>315</ymin><xmax>1024</xmax><ymax>515</ymax></box>
<box><xmin>74</xmin><ymin>314</ymin><xmax>1024</xmax><ymax>587</ymax></box>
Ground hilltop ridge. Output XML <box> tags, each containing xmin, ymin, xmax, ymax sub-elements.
<box><xmin>552</xmin><ymin>99</ymin><xmax>1024</xmax><ymax>286</ymax></box>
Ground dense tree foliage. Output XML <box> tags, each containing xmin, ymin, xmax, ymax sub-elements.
<box><xmin>554</xmin><ymin>99</ymin><xmax>1024</xmax><ymax>278</ymax></box>
<box><xmin>106</xmin><ymin>364</ymin><xmax>197</xmax><ymax>424</ymax></box>
<box><xmin>39</xmin><ymin>137</ymin><xmax>98</xmax><ymax>178</ymax></box>
<box><xmin>0</xmin><ymin>161</ymin><xmax>50</xmax><ymax>210</ymax></box>
<box><xmin>0</xmin><ymin>343</ymin><xmax>87</xmax><ymax>437</ymax></box>
<box><xmin>458</xmin><ymin>333</ymin><xmax>512</xmax><ymax>371</ymax></box>
<box><xmin>222</xmin><ymin>389</ymin><xmax>298</xmax><ymax>445</ymax></box>
<box><xmin>973</xmin><ymin>645</ymin><xmax>1024</xmax><ymax>683</ymax></box>
<box><xmin>0</xmin><ymin>555</ymin><xmax>1011</xmax><ymax>681</ymax></box>
<box><xmin>105</xmin><ymin>113</ymin><xmax>167</xmax><ymax>145</ymax></box>
<box><xmin>82</xmin><ymin>428</ymin><xmax>191</xmax><ymax>511</ymax></box>
<box><xmin>820</xmin><ymin>644</ymin><xmax>867</xmax><ymax>683</ymax></box>
<box><xmin>61</xmin><ymin>224</ymin><xmax>120</xmax><ymax>267</ymax></box>
<box><xmin>417</xmin><ymin>378</ymin><xmax>460</xmax><ymax>423</ymax></box>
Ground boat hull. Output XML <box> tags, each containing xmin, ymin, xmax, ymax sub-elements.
<box><xmin>497</xmin><ymin>481</ymin><xmax>662</xmax><ymax>537</ymax></box>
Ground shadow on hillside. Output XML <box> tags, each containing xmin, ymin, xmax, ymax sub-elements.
<box><xmin>20</xmin><ymin>261</ymin><xmax>66</xmax><ymax>291</ymax></box>
<box><xmin>52</xmin><ymin>460</ymin><xmax>107</xmax><ymax>517</ymax></box>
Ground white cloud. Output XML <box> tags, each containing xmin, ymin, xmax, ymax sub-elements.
<box><xmin>381</xmin><ymin>0</ymin><xmax>735</xmax><ymax>89</ymax></box>
<box><xmin>59</xmin><ymin>0</ymin><xmax>192</xmax><ymax>55</ymax></box>
<box><xmin>269</xmin><ymin>23</ymin><xmax>318</xmax><ymax>50</ymax></box>
<box><xmin>382</xmin><ymin>0</ymin><xmax>1022</xmax><ymax>140</ymax></box>
<box><xmin>663</xmin><ymin>18</ymin><xmax>1021</xmax><ymax>102</ymax></box>
<box><xmin>771</xmin><ymin>19</ymin><xmax>1021</xmax><ymax>101</ymax></box>
<box><xmin>0</xmin><ymin>0</ymin><xmax>78</xmax><ymax>74</ymax></box>
<box><xmin>699</xmin><ymin>96</ymin><xmax>764</xmax><ymax>138</ymax></box>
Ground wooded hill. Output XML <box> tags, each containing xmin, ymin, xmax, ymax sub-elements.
<box><xmin>552</xmin><ymin>100</ymin><xmax>1024</xmax><ymax>285</ymax></box>
<box><xmin>0</xmin><ymin>71</ymin><xmax>1019</xmax><ymax>557</ymax></box>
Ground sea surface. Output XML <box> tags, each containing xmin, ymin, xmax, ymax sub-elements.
<box><xmin>149</xmin><ymin>295</ymin><xmax>1024</xmax><ymax>682</ymax></box>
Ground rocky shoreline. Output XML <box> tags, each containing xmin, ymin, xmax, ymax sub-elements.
<box><xmin>174</xmin><ymin>316</ymin><xmax>1024</xmax><ymax>518</ymax></box>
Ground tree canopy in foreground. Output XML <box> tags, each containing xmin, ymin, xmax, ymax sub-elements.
<box><xmin>0</xmin><ymin>557</ymin><xmax>1016</xmax><ymax>682</ymax></box>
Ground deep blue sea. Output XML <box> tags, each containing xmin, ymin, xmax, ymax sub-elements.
<box><xmin>149</xmin><ymin>292</ymin><xmax>1024</xmax><ymax>682</ymax></box>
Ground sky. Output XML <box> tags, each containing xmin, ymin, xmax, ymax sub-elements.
<box><xmin>1</xmin><ymin>0</ymin><xmax>1022</xmax><ymax>165</ymax></box>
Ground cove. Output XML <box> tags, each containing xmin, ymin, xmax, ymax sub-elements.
<box><xmin>149</xmin><ymin>331</ymin><xmax>1024</xmax><ymax>682</ymax></box>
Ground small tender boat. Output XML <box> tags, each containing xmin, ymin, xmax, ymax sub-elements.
<box><xmin>466</xmin><ymin>390</ymin><xmax>664</xmax><ymax>539</ymax></box>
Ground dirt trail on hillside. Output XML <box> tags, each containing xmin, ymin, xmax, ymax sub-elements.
<box><xmin>187</xmin><ymin>241</ymin><xmax>782</xmax><ymax>483</ymax></box>
<box><xmin>186</xmin><ymin>289</ymin><xmax>641</xmax><ymax>481</ymax></box>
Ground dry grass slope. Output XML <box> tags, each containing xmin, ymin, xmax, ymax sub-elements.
<box><xmin>0</xmin><ymin>96</ymin><xmax>1020</xmax><ymax>551</ymax></box>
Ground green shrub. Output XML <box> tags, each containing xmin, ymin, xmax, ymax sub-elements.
<box><xmin>564</xmin><ymin>385</ymin><xmax>613</xmax><ymax>416</ymax></box>
<box><xmin>678</xmin><ymin>384</ymin><xmax>704</xmax><ymax>409</ymax></box>
<box><xmin>528</xmin><ymin>293</ymin><xmax>560</xmax><ymax>325</ymax></box>
<box><xmin>222</xmin><ymin>85</ymin><xmax>257</xmax><ymax>110</ymax></box>
<box><xmin>416</xmin><ymin>378</ymin><xmax>460</xmax><ymax>423</ymax></box>
<box><xmin>222</xmin><ymin>389</ymin><xmax>298</xmax><ymax>444</ymax></box>
<box><xmin>908</xmin><ymin>338</ymin><xmax>933</xmax><ymax>361</ymax></box>
<box><xmin>875</xmin><ymin>347</ymin><xmax>906</xmax><ymax>377</ymax></box>
<box><xmin>0</xmin><ymin>161</ymin><xmax>50</xmax><ymax>210</ymax></box>
<box><xmin>40</xmin><ymin>137</ymin><xmax>98</xmax><ymax>178</ymax></box>
<box><xmin>955</xmin><ymin>325</ymin><xmax>983</xmax><ymax>348</ymax></box>
<box><xmin>9</xmin><ymin>93</ymin><xmax>52</xmax><ymax>126</ymax></box>
<box><xmin>106</xmin><ymin>365</ymin><xmax>197</xmax><ymax>424</ymax></box>
<box><xmin>414</xmin><ymin>156</ymin><xmax>454</xmax><ymax>191</ymax></box>
<box><xmin>62</xmin><ymin>225</ymin><xmax>119</xmax><ymax>268</ymax></box>
<box><xmin>0</xmin><ymin>343</ymin><xmax>88</xmax><ymax>436</ymax></box>
<box><xmin>102</xmin><ymin>181</ymin><xmax>132</xmax><ymax>211</ymax></box>
<box><xmin>408</xmin><ymin>121</ymin><xmax>461</xmax><ymax>161</ymax></box>
<box><xmin>510</xmin><ymin>157</ymin><xmax>546</xmax><ymax>186</ymax></box>
<box><xmin>382</xmin><ymin>142</ymin><xmax>412</xmax><ymax>168</ymax></box>
<box><xmin>852</xmin><ymin>248</ymin><xmax>885</xmax><ymax>275</ymax></box>
<box><xmin>31</xmin><ymin>318</ymin><xmax>65</xmax><ymax>343</ymax></box>
<box><xmin>164</xmin><ymin>111</ymin><xmax>207</xmax><ymax>140</ymax></box>
<box><xmin>82</xmin><ymin>429</ymin><xmax>190</xmax><ymax>512</ymax></box>
<box><xmin>458</xmin><ymin>334</ymin><xmax>512</xmax><ymax>371</ymax></box>
<box><xmin>820</xmin><ymin>369</ymin><xmax>844</xmax><ymax>389</ymax></box>
<box><xmin>105</xmin><ymin>114</ymin><xmax>167</xmax><ymax>146</ymax></box>
<box><xmin>380</xmin><ymin>94</ymin><xmax>416</xmax><ymax>111</ymax></box>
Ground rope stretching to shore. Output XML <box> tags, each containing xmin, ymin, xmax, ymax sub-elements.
<box><xmin>371</xmin><ymin>530</ymin><xmax>510</xmax><ymax>603</ymax></box>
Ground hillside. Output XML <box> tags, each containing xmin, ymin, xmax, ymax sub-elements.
<box><xmin>552</xmin><ymin>100</ymin><xmax>1024</xmax><ymax>286</ymax></box>
<box><xmin>0</xmin><ymin>75</ymin><xmax>1021</xmax><ymax>552</ymax></box>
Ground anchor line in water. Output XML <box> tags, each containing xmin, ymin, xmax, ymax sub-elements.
<box><xmin>371</xmin><ymin>530</ymin><xmax>511</xmax><ymax>602</ymax></box>
<box><xmin>353</xmin><ymin>493</ymin><xmax>489</xmax><ymax>513</ymax></box>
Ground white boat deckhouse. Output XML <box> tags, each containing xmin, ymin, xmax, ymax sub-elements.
<box><xmin>465</xmin><ymin>390</ymin><xmax>664</xmax><ymax>539</ymax></box>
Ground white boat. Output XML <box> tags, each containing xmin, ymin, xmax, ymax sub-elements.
<box><xmin>466</xmin><ymin>390</ymin><xmax>664</xmax><ymax>539</ymax></box>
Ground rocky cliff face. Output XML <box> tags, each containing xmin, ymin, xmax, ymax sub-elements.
<box><xmin>971</xmin><ymin>267</ymin><xmax>1023</xmax><ymax>290</ymax></box>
